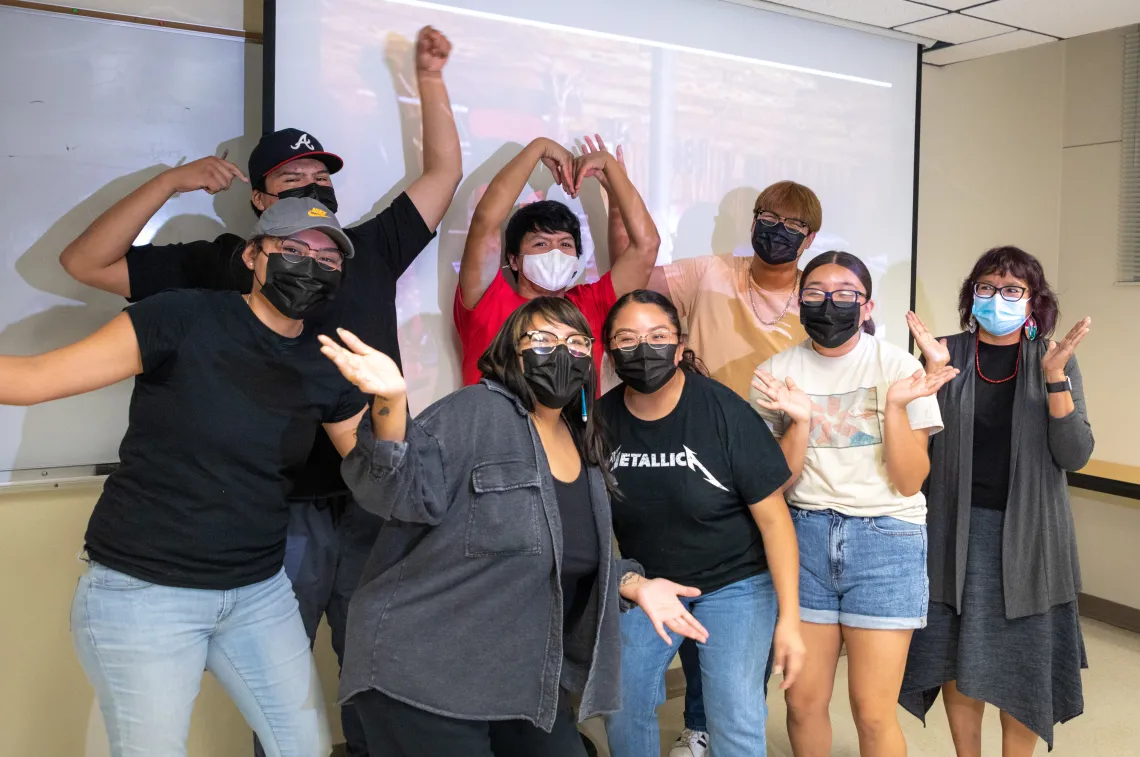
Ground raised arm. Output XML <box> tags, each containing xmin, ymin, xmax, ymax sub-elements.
<box><xmin>571</xmin><ymin>149</ymin><xmax>660</xmax><ymax>297</ymax></box>
<box><xmin>1042</xmin><ymin>318</ymin><xmax>1095</xmax><ymax>471</ymax></box>
<box><xmin>58</xmin><ymin>157</ymin><xmax>247</xmax><ymax>298</ymax></box>
<box><xmin>752</xmin><ymin>369</ymin><xmax>811</xmax><ymax>485</ymax></box>
<box><xmin>403</xmin><ymin>27</ymin><xmax>462</xmax><ymax>232</ymax></box>
<box><xmin>579</xmin><ymin>135</ymin><xmax>632</xmax><ymax>266</ymax></box>
<box><xmin>883</xmin><ymin>366</ymin><xmax>959</xmax><ymax>496</ymax></box>
<box><xmin>319</xmin><ymin>329</ymin><xmax>450</xmax><ymax>525</ymax></box>
<box><xmin>0</xmin><ymin>313</ymin><xmax>142</xmax><ymax>405</ymax></box>
<box><xmin>459</xmin><ymin>138</ymin><xmax>573</xmax><ymax>308</ymax></box>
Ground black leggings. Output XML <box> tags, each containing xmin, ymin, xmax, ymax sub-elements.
<box><xmin>351</xmin><ymin>689</ymin><xmax>588</xmax><ymax>757</ymax></box>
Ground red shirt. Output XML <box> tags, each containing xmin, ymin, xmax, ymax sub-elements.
<box><xmin>454</xmin><ymin>271</ymin><xmax>617</xmax><ymax>389</ymax></box>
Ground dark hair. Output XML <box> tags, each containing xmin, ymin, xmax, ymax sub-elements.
<box><xmin>602</xmin><ymin>289</ymin><xmax>709</xmax><ymax>376</ymax></box>
<box><xmin>800</xmin><ymin>251</ymin><xmax>876</xmax><ymax>335</ymax></box>
<box><xmin>504</xmin><ymin>201</ymin><xmax>583</xmax><ymax>264</ymax></box>
<box><xmin>476</xmin><ymin>296</ymin><xmax>614</xmax><ymax>492</ymax></box>
<box><xmin>958</xmin><ymin>246</ymin><xmax>1058</xmax><ymax>338</ymax></box>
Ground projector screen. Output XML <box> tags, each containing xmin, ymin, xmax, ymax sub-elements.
<box><xmin>272</xmin><ymin>0</ymin><xmax>919</xmax><ymax>412</ymax></box>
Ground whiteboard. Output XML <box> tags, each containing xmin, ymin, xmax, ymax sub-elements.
<box><xmin>0</xmin><ymin>7</ymin><xmax>259</xmax><ymax>482</ymax></box>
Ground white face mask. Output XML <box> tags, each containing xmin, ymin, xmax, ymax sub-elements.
<box><xmin>519</xmin><ymin>250</ymin><xmax>583</xmax><ymax>292</ymax></box>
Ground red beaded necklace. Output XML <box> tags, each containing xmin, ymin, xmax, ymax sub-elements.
<box><xmin>974</xmin><ymin>332</ymin><xmax>1020</xmax><ymax>384</ymax></box>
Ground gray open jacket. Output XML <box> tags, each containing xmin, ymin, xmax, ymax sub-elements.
<box><xmin>337</xmin><ymin>380</ymin><xmax>639</xmax><ymax>730</ymax></box>
<box><xmin>926</xmin><ymin>333</ymin><xmax>1094</xmax><ymax>619</ymax></box>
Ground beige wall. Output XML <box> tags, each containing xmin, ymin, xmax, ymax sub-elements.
<box><xmin>917</xmin><ymin>26</ymin><xmax>1140</xmax><ymax>609</ymax></box>
<box><xmin>915</xmin><ymin>42</ymin><xmax>1065</xmax><ymax>338</ymax></box>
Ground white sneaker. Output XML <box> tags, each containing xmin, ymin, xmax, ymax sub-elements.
<box><xmin>668</xmin><ymin>728</ymin><xmax>709</xmax><ymax>757</ymax></box>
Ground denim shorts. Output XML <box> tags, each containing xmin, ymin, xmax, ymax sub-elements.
<box><xmin>791</xmin><ymin>507</ymin><xmax>928</xmax><ymax>630</ymax></box>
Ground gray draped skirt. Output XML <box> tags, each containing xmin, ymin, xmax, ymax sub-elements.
<box><xmin>899</xmin><ymin>507</ymin><xmax>1087</xmax><ymax>750</ymax></box>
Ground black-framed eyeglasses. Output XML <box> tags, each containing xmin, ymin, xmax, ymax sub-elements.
<box><xmin>973</xmin><ymin>282</ymin><xmax>1027</xmax><ymax>302</ymax></box>
<box><xmin>274</xmin><ymin>237</ymin><xmax>344</xmax><ymax>272</ymax></box>
<box><xmin>755</xmin><ymin>210</ymin><xmax>810</xmax><ymax>236</ymax></box>
<box><xmin>522</xmin><ymin>330</ymin><xmax>593</xmax><ymax>358</ymax></box>
<box><xmin>609</xmin><ymin>329</ymin><xmax>678</xmax><ymax>352</ymax></box>
<box><xmin>800</xmin><ymin>288</ymin><xmax>865</xmax><ymax>308</ymax></box>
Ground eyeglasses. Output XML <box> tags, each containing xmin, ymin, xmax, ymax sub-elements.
<box><xmin>756</xmin><ymin>210</ymin><xmax>810</xmax><ymax>236</ymax></box>
<box><xmin>974</xmin><ymin>282</ymin><xmax>1027</xmax><ymax>302</ymax></box>
<box><xmin>610</xmin><ymin>329</ymin><xmax>678</xmax><ymax>352</ymax></box>
<box><xmin>522</xmin><ymin>330</ymin><xmax>593</xmax><ymax>358</ymax></box>
<box><xmin>800</xmin><ymin>288</ymin><xmax>865</xmax><ymax>308</ymax></box>
<box><xmin>274</xmin><ymin>237</ymin><xmax>344</xmax><ymax>272</ymax></box>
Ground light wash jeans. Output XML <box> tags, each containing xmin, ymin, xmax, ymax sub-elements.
<box><xmin>71</xmin><ymin>561</ymin><xmax>326</xmax><ymax>757</ymax></box>
<box><xmin>605</xmin><ymin>572</ymin><xmax>778</xmax><ymax>757</ymax></box>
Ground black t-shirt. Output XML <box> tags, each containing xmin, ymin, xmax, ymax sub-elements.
<box><xmin>554</xmin><ymin>467</ymin><xmax>599</xmax><ymax>627</ymax></box>
<box><xmin>971</xmin><ymin>341</ymin><xmax>1020</xmax><ymax>510</ymax></box>
<box><xmin>84</xmin><ymin>290</ymin><xmax>366</xmax><ymax>589</ymax></box>
<box><xmin>124</xmin><ymin>193</ymin><xmax>435</xmax><ymax>498</ymax></box>
<box><xmin>598</xmin><ymin>372</ymin><xmax>791</xmax><ymax>593</ymax></box>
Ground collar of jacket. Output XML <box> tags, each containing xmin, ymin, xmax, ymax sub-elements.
<box><xmin>480</xmin><ymin>378</ymin><xmax>530</xmax><ymax>417</ymax></box>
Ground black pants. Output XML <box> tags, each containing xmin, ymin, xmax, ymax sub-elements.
<box><xmin>254</xmin><ymin>496</ymin><xmax>382</xmax><ymax>757</ymax></box>
<box><xmin>352</xmin><ymin>689</ymin><xmax>587</xmax><ymax>757</ymax></box>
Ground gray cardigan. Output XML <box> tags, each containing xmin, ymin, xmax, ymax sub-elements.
<box><xmin>337</xmin><ymin>380</ymin><xmax>638</xmax><ymax>730</ymax></box>
<box><xmin>926</xmin><ymin>333</ymin><xmax>1094</xmax><ymax>619</ymax></box>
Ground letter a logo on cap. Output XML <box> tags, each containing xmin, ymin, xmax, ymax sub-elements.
<box><xmin>290</xmin><ymin>133</ymin><xmax>315</xmax><ymax>151</ymax></box>
<box><xmin>308</xmin><ymin>207</ymin><xmax>328</xmax><ymax>218</ymax></box>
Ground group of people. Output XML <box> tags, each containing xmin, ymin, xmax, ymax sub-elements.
<box><xmin>5</xmin><ymin>24</ymin><xmax>1097</xmax><ymax>757</ymax></box>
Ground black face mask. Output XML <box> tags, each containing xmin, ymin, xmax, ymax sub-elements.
<box><xmin>611</xmin><ymin>343</ymin><xmax>678</xmax><ymax>394</ymax></box>
<box><xmin>800</xmin><ymin>299</ymin><xmax>863</xmax><ymax>349</ymax></box>
<box><xmin>522</xmin><ymin>345</ymin><xmax>591</xmax><ymax>409</ymax></box>
<box><xmin>260</xmin><ymin>254</ymin><xmax>343</xmax><ymax>320</ymax></box>
<box><xmin>266</xmin><ymin>183</ymin><xmax>339</xmax><ymax>214</ymax></box>
<box><xmin>752</xmin><ymin>224</ymin><xmax>806</xmax><ymax>265</ymax></box>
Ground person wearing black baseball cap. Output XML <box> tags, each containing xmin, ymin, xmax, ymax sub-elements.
<box><xmin>57</xmin><ymin>26</ymin><xmax>462</xmax><ymax>757</ymax></box>
<box><xmin>2</xmin><ymin>198</ymin><xmax>372</xmax><ymax>756</ymax></box>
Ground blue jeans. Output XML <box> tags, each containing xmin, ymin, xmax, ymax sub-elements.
<box><xmin>605</xmin><ymin>573</ymin><xmax>777</xmax><ymax>757</ymax></box>
<box><xmin>72</xmin><ymin>562</ymin><xmax>325</xmax><ymax>757</ymax></box>
<box><xmin>256</xmin><ymin>497</ymin><xmax>381</xmax><ymax>757</ymax></box>
<box><xmin>792</xmin><ymin>507</ymin><xmax>928</xmax><ymax>629</ymax></box>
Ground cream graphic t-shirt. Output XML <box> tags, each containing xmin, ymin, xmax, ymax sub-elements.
<box><xmin>752</xmin><ymin>333</ymin><xmax>943</xmax><ymax>524</ymax></box>
<box><xmin>664</xmin><ymin>255</ymin><xmax>807</xmax><ymax>400</ymax></box>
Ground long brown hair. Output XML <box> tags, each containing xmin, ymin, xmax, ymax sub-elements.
<box><xmin>477</xmin><ymin>297</ymin><xmax>615</xmax><ymax>493</ymax></box>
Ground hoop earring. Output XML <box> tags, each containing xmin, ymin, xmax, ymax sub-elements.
<box><xmin>967</xmin><ymin>314</ymin><xmax>978</xmax><ymax>334</ymax></box>
<box><xmin>1024</xmin><ymin>315</ymin><xmax>1038</xmax><ymax>341</ymax></box>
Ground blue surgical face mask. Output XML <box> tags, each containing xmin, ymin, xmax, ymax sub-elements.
<box><xmin>972</xmin><ymin>294</ymin><xmax>1028</xmax><ymax>337</ymax></box>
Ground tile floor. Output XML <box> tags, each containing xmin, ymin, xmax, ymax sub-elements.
<box><xmin>579</xmin><ymin>619</ymin><xmax>1140</xmax><ymax>757</ymax></box>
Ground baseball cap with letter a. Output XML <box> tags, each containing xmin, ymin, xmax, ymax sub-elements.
<box><xmin>248</xmin><ymin>128</ymin><xmax>344</xmax><ymax>189</ymax></box>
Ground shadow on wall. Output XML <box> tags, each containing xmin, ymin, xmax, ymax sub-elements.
<box><xmin>3</xmin><ymin>136</ymin><xmax>257</xmax><ymax>473</ymax></box>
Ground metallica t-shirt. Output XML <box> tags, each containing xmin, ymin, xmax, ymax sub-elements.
<box><xmin>598</xmin><ymin>372</ymin><xmax>791</xmax><ymax>593</ymax></box>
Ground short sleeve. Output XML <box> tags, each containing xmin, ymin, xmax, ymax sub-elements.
<box><xmin>749</xmin><ymin>357</ymin><xmax>788</xmax><ymax>438</ymax></box>
<box><xmin>126</xmin><ymin>234</ymin><xmax>250</xmax><ymax>302</ymax></box>
<box><xmin>661</xmin><ymin>256</ymin><xmax>717</xmax><ymax>320</ymax></box>
<box><xmin>348</xmin><ymin>192</ymin><xmax>436</xmax><ymax>279</ymax></box>
<box><xmin>325</xmin><ymin>385</ymin><xmax>367</xmax><ymax>425</ymax></box>
<box><xmin>123</xmin><ymin>289</ymin><xmax>205</xmax><ymax>373</ymax></box>
<box><xmin>567</xmin><ymin>273</ymin><xmax>618</xmax><ymax>340</ymax></box>
<box><xmin>895</xmin><ymin>351</ymin><xmax>944</xmax><ymax>434</ymax></box>
<box><xmin>725</xmin><ymin>391</ymin><xmax>792</xmax><ymax>504</ymax></box>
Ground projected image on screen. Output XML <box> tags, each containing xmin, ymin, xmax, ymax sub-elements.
<box><xmin>276</xmin><ymin>0</ymin><xmax>917</xmax><ymax>411</ymax></box>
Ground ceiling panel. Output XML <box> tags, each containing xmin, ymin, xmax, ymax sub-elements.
<box><xmin>922</xmin><ymin>29</ymin><xmax>1055</xmax><ymax>65</ymax></box>
<box><xmin>897</xmin><ymin>13</ymin><xmax>1015</xmax><ymax>44</ymax></box>
<box><xmin>965</xmin><ymin>0</ymin><xmax>1140</xmax><ymax>39</ymax></box>
<box><xmin>763</xmin><ymin>0</ymin><xmax>944</xmax><ymax>29</ymax></box>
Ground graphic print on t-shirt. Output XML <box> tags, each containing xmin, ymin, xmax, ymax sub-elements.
<box><xmin>609</xmin><ymin>445</ymin><xmax>729</xmax><ymax>492</ymax></box>
<box><xmin>807</xmin><ymin>387</ymin><xmax>882</xmax><ymax>449</ymax></box>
